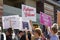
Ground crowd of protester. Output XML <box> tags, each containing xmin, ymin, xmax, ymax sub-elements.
<box><xmin>0</xmin><ymin>20</ymin><xmax>59</xmax><ymax>40</ymax></box>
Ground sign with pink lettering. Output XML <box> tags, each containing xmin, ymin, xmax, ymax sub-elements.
<box><xmin>40</xmin><ymin>12</ymin><xmax>52</xmax><ymax>27</ymax></box>
<box><xmin>22</xmin><ymin>4</ymin><xmax>36</xmax><ymax>21</ymax></box>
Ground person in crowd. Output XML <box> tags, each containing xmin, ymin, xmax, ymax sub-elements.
<box><xmin>0</xmin><ymin>27</ymin><xmax>3</xmax><ymax>40</ymax></box>
<box><xmin>0</xmin><ymin>26</ymin><xmax>6</xmax><ymax>40</ymax></box>
<box><xmin>32</xmin><ymin>24</ymin><xmax>39</xmax><ymax>33</ymax></box>
<box><xmin>6</xmin><ymin>28</ymin><xmax>12</xmax><ymax>40</ymax></box>
<box><xmin>42</xmin><ymin>25</ymin><xmax>49</xmax><ymax>39</ymax></box>
<box><xmin>14</xmin><ymin>31</ymin><xmax>23</xmax><ymax>40</ymax></box>
<box><xmin>0</xmin><ymin>27</ymin><xmax>2</xmax><ymax>40</ymax></box>
<box><xmin>14</xmin><ymin>30</ymin><xmax>29</xmax><ymax>40</ymax></box>
<box><xmin>27</xmin><ymin>31</ymin><xmax>31</xmax><ymax>40</ymax></box>
<box><xmin>18</xmin><ymin>31</ymin><xmax>25</xmax><ymax>40</ymax></box>
<box><xmin>12</xmin><ymin>31</ymin><xmax>15</xmax><ymax>40</ymax></box>
<box><xmin>46</xmin><ymin>24</ymin><xmax>59</xmax><ymax>40</ymax></box>
<box><xmin>31</xmin><ymin>28</ymin><xmax>46</xmax><ymax>40</ymax></box>
<box><xmin>29</xmin><ymin>20</ymin><xmax>39</xmax><ymax>35</ymax></box>
<box><xmin>30</xmin><ymin>20</ymin><xmax>46</xmax><ymax>40</ymax></box>
<box><xmin>1</xmin><ymin>32</ymin><xmax>6</xmax><ymax>40</ymax></box>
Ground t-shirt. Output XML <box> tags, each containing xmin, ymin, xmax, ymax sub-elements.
<box><xmin>50</xmin><ymin>35</ymin><xmax>58</xmax><ymax>40</ymax></box>
<box><xmin>48</xmin><ymin>32</ymin><xmax>59</xmax><ymax>40</ymax></box>
<box><xmin>1</xmin><ymin>33</ymin><xmax>6</xmax><ymax>40</ymax></box>
<box><xmin>6</xmin><ymin>35</ymin><xmax>12</xmax><ymax>40</ymax></box>
<box><xmin>1</xmin><ymin>34</ymin><xmax>4</xmax><ymax>40</ymax></box>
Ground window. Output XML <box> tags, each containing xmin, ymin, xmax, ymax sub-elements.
<box><xmin>36</xmin><ymin>1</ymin><xmax>44</xmax><ymax>13</ymax></box>
<box><xmin>53</xmin><ymin>0</ymin><xmax>59</xmax><ymax>1</ymax></box>
<box><xmin>3</xmin><ymin>0</ymin><xmax>25</xmax><ymax>8</ymax></box>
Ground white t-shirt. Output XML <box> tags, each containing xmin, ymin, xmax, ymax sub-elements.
<box><xmin>2</xmin><ymin>33</ymin><xmax>6</xmax><ymax>40</ymax></box>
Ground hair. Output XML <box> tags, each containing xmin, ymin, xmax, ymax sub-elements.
<box><xmin>7</xmin><ymin>28</ymin><xmax>12</xmax><ymax>35</ymax></box>
<box><xmin>35</xmin><ymin>28</ymin><xmax>41</xmax><ymax>36</ymax></box>
<box><xmin>33</xmin><ymin>24</ymin><xmax>38</xmax><ymax>28</ymax></box>
<box><xmin>52</xmin><ymin>27</ymin><xmax>58</xmax><ymax>34</ymax></box>
<box><xmin>19</xmin><ymin>31</ymin><xmax>23</xmax><ymax>34</ymax></box>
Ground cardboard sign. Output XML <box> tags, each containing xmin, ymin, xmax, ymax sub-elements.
<box><xmin>40</xmin><ymin>12</ymin><xmax>52</xmax><ymax>27</ymax></box>
<box><xmin>22</xmin><ymin>21</ymin><xmax>32</xmax><ymax>31</ymax></box>
<box><xmin>2</xmin><ymin>16</ymin><xmax>11</xmax><ymax>29</ymax></box>
<box><xmin>2</xmin><ymin>15</ymin><xmax>22</xmax><ymax>29</ymax></box>
<box><xmin>19</xmin><ymin>17</ymin><xmax>23</xmax><ymax>30</ymax></box>
<box><xmin>22</xmin><ymin>22</ymin><xmax>29</xmax><ymax>29</ymax></box>
<box><xmin>57</xmin><ymin>12</ymin><xmax>60</xmax><ymax>26</ymax></box>
<box><xmin>22</xmin><ymin>4</ymin><xmax>36</xmax><ymax>21</ymax></box>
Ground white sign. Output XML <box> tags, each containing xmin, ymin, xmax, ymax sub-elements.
<box><xmin>22</xmin><ymin>4</ymin><xmax>36</xmax><ymax>21</ymax></box>
<box><xmin>19</xmin><ymin>17</ymin><xmax>23</xmax><ymax>30</ymax></box>
<box><xmin>2</xmin><ymin>15</ymin><xmax>22</xmax><ymax>29</ymax></box>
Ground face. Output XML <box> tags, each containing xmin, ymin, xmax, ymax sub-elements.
<box><xmin>19</xmin><ymin>32</ymin><xmax>24</xmax><ymax>36</ymax></box>
<box><xmin>6</xmin><ymin>31</ymin><xmax>10</xmax><ymax>36</ymax></box>
<box><xmin>32</xmin><ymin>26</ymin><xmax>35</xmax><ymax>30</ymax></box>
<box><xmin>51</xmin><ymin>29</ymin><xmax>54</xmax><ymax>34</ymax></box>
<box><xmin>32</xmin><ymin>26</ymin><xmax>37</xmax><ymax>30</ymax></box>
<box><xmin>34</xmin><ymin>31</ymin><xmax>38</xmax><ymax>36</ymax></box>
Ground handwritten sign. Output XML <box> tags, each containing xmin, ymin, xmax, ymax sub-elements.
<box><xmin>22</xmin><ymin>4</ymin><xmax>36</xmax><ymax>21</ymax></box>
<box><xmin>22</xmin><ymin>20</ymin><xmax>32</xmax><ymax>31</ymax></box>
<box><xmin>40</xmin><ymin>12</ymin><xmax>52</xmax><ymax>27</ymax></box>
<box><xmin>2</xmin><ymin>15</ymin><xmax>22</xmax><ymax>29</ymax></box>
<box><xmin>57</xmin><ymin>11</ymin><xmax>60</xmax><ymax>26</ymax></box>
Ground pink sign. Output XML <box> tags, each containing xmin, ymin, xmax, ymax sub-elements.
<box><xmin>40</xmin><ymin>12</ymin><xmax>52</xmax><ymax>27</ymax></box>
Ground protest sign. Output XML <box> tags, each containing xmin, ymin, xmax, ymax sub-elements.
<box><xmin>18</xmin><ymin>17</ymin><xmax>23</xmax><ymax>30</ymax></box>
<box><xmin>2</xmin><ymin>16</ymin><xmax>11</xmax><ymax>29</ymax></box>
<box><xmin>10</xmin><ymin>17</ymin><xmax>21</xmax><ymax>29</ymax></box>
<box><xmin>22</xmin><ymin>4</ymin><xmax>36</xmax><ymax>21</ymax></box>
<box><xmin>22</xmin><ymin>20</ymin><xmax>32</xmax><ymax>31</ymax></box>
<box><xmin>40</xmin><ymin>12</ymin><xmax>52</xmax><ymax>27</ymax></box>
<box><xmin>57</xmin><ymin>11</ymin><xmax>60</xmax><ymax>26</ymax></box>
<box><xmin>2</xmin><ymin>15</ymin><xmax>21</xmax><ymax>29</ymax></box>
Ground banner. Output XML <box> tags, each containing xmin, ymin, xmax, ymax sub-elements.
<box><xmin>40</xmin><ymin>12</ymin><xmax>52</xmax><ymax>27</ymax></box>
<box><xmin>22</xmin><ymin>4</ymin><xmax>36</xmax><ymax>21</ymax></box>
<box><xmin>2</xmin><ymin>15</ymin><xmax>22</xmax><ymax>29</ymax></box>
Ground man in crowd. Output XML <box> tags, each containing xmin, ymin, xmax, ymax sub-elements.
<box><xmin>6</xmin><ymin>28</ymin><xmax>12</xmax><ymax>40</ymax></box>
